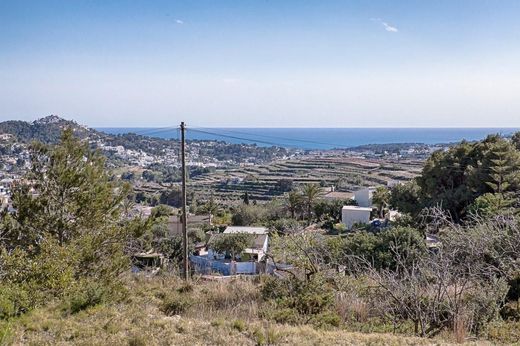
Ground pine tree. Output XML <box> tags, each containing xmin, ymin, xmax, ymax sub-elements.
<box><xmin>6</xmin><ymin>128</ymin><xmax>129</xmax><ymax>249</ymax></box>
<box><xmin>482</xmin><ymin>139</ymin><xmax>520</xmax><ymax>194</ymax></box>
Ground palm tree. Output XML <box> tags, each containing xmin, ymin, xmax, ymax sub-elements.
<box><xmin>203</xmin><ymin>197</ymin><xmax>220</xmax><ymax>225</ymax></box>
<box><xmin>286</xmin><ymin>190</ymin><xmax>303</xmax><ymax>219</ymax></box>
<box><xmin>300</xmin><ymin>183</ymin><xmax>323</xmax><ymax>224</ymax></box>
<box><xmin>372</xmin><ymin>186</ymin><xmax>390</xmax><ymax>218</ymax></box>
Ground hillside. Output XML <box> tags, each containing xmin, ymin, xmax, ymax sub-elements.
<box><xmin>0</xmin><ymin>116</ymin><xmax>296</xmax><ymax>171</ymax></box>
<box><xmin>0</xmin><ymin>275</ymin><xmax>505</xmax><ymax>346</ymax></box>
<box><xmin>0</xmin><ymin>115</ymin><xmax>101</xmax><ymax>144</ymax></box>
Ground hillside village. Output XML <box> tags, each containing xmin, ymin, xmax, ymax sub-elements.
<box><xmin>0</xmin><ymin>116</ymin><xmax>443</xmax><ymax>213</ymax></box>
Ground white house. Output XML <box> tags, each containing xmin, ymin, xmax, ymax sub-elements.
<box><xmin>223</xmin><ymin>226</ymin><xmax>268</xmax><ymax>235</ymax></box>
<box><xmin>387</xmin><ymin>180</ymin><xmax>402</xmax><ymax>188</ymax></box>
<box><xmin>342</xmin><ymin>206</ymin><xmax>372</xmax><ymax>230</ymax></box>
<box><xmin>208</xmin><ymin>226</ymin><xmax>269</xmax><ymax>262</ymax></box>
<box><xmin>353</xmin><ymin>187</ymin><xmax>376</xmax><ymax>208</ymax></box>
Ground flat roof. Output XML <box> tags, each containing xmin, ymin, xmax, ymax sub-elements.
<box><xmin>223</xmin><ymin>226</ymin><xmax>268</xmax><ymax>234</ymax></box>
<box><xmin>342</xmin><ymin>206</ymin><xmax>372</xmax><ymax>212</ymax></box>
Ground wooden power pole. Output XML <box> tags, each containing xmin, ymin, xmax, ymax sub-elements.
<box><xmin>180</xmin><ymin>122</ymin><xmax>189</xmax><ymax>280</ymax></box>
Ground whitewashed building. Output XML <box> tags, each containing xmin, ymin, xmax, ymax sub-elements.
<box><xmin>342</xmin><ymin>206</ymin><xmax>372</xmax><ymax>230</ymax></box>
<box><xmin>353</xmin><ymin>187</ymin><xmax>376</xmax><ymax>207</ymax></box>
<box><xmin>206</xmin><ymin>226</ymin><xmax>269</xmax><ymax>262</ymax></box>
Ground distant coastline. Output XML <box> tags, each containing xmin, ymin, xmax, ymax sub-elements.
<box><xmin>97</xmin><ymin>127</ymin><xmax>520</xmax><ymax>150</ymax></box>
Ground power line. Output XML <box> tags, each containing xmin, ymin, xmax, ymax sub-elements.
<box><xmin>189</xmin><ymin>126</ymin><xmax>352</xmax><ymax>149</ymax></box>
<box><xmin>187</xmin><ymin>128</ymin><xmax>305</xmax><ymax>149</ymax></box>
<box><xmin>103</xmin><ymin>124</ymin><xmax>354</xmax><ymax>149</ymax></box>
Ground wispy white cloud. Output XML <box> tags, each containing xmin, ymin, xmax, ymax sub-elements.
<box><xmin>371</xmin><ymin>18</ymin><xmax>398</xmax><ymax>33</ymax></box>
<box><xmin>382</xmin><ymin>22</ymin><xmax>398</xmax><ymax>32</ymax></box>
<box><xmin>175</xmin><ymin>19</ymin><xmax>184</xmax><ymax>25</ymax></box>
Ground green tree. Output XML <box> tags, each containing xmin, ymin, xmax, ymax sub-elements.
<box><xmin>389</xmin><ymin>180</ymin><xmax>422</xmax><ymax>216</ymax></box>
<box><xmin>467</xmin><ymin>193</ymin><xmax>514</xmax><ymax>218</ymax></box>
<box><xmin>480</xmin><ymin>138</ymin><xmax>520</xmax><ymax>194</ymax></box>
<box><xmin>159</xmin><ymin>188</ymin><xmax>182</xmax><ymax>207</ymax></box>
<box><xmin>209</xmin><ymin>233</ymin><xmax>254</xmax><ymax>260</ymax></box>
<box><xmin>300</xmin><ymin>184</ymin><xmax>323</xmax><ymax>224</ymax></box>
<box><xmin>342</xmin><ymin>226</ymin><xmax>426</xmax><ymax>272</ymax></box>
<box><xmin>6</xmin><ymin>129</ymin><xmax>129</xmax><ymax>248</ymax></box>
<box><xmin>150</xmin><ymin>204</ymin><xmax>173</xmax><ymax>219</ymax></box>
<box><xmin>0</xmin><ymin>129</ymin><xmax>135</xmax><ymax>317</ymax></box>
<box><xmin>372</xmin><ymin>186</ymin><xmax>390</xmax><ymax>218</ymax></box>
<box><xmin>416</xmin><ymin>136</ymin><xmax>520</xmax><ymax>222</ymax></box>
<box><xmin>231</xmin><ymin>204</ymin><xmax>266</xmax><ymax>226</ymax></box>
<box><xmin>417</xmin><ymin>140</ymin><xmax>477</xmax><ymax>221</ymax></box>
<box><xmin>203</xmin><ymin>197</ymin><xmax>220</xmax><ymax>225</ymax></box>
<box><xmin>243</xmin><ymin>191</ymin><xmax>250</xmax><ymax>205</ymax></box>
<box><xmin>512</xmin><ymin>131</ymin><xmax>520</xmax><ymax>151</ymax></box>
<box><xmin>285</xmin><ymin>190</ymin><xmax>303</xmax><ymax>219</ymax></box>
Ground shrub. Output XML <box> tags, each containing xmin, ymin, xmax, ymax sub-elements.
<box><xmin>333</xmin><ymin>223</ymin><xmax>347</xmax><ymax>234</ymax></box>
<box><xmin>485</xmin><ymin>320</ymin><xmax>520</xmax><ymax>344</ymax></box>
<box><xmin>177</xmin><ymin>283</ymin><xmax>194</xmax><ymax>294</ymax></box>
<box><xmin>127</xmin><ymin>334</ymin><xmax>147</xmax><ymax>346</ymax></box>
<box><xmin>63</xmin><ymin>281</ymin><xmax>107</xmax><ymax>314</ymax></box>
<box><xmin>252</xmin><ymin>327</ymin><xmax>267</xmax><ymax>345</ymax></box>
<box><xmin>0</xmin><ymin>322</ymin><xmax>12</xmax><ymax>345</ymax></box>
<box><xmin>260</xmin><ymin>275</ymin><xmax>335</xmax><ymax>325</ymax></box>
<box><xmin>251</xmin><ymin>326</ymin><xmax>282</xmax><ymax>346</ymax></box>
<box><xmin>311</xmin><ymin>311</ymin><xmax>342</xmax><ymax>329</ymax></box>
<box><xmin>268</xmin><ymin>307</ymin><xmax>300</xmax><ymax>325</ymax></box>
<box><xmin>232</xmin><ymin>319</ymin><xmax>247</xmax><ymax>332</ymax></box>
<box><xmin>160</xmin><ymin>294</ymin><xmax>194</xmax><ymax>316</ymax></box>
<box><xmin>0</xmin><ymin>284</ymin><xmax>31</xmax><ymax>319</ymax></box>
<box><xmin>501</xmin><ymin>301</ymin><xmax>520</xmax><ymax>321</ymax></box>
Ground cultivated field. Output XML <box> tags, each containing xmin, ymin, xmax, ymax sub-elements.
<box><xmin>135</xmin><ymin>154</ymin><xmax>423</xmax><ymax>203</ymax></box>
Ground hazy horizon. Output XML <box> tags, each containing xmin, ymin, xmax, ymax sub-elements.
<box><xmin>2</xmin><ymin>1</ymin><xmax>520</xmax><ymax>127</ymax></box>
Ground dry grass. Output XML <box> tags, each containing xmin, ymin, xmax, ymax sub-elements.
<box><xmin>0</xmin><ymin>275</ymin><xmax>505</xmax><ymax>345</ymax></box>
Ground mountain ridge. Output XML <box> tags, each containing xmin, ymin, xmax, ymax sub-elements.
<box><xmin>0</xmin><ymin>115</ymin><xmax>102</xmax><ymax>144</ymax></box>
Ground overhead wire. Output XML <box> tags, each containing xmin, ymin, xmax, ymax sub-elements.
<box><xmin>188</xmin><ymin>126</ymin><xmax>352</xmax><ymax>149</ymax></box>
<box><xmin>187</xmin><ymin>128</ymin><xmax>306</xmax><ymax>149</ymax></box>
<box><xmin>99</xmin><ymin>124</ymin><xmax>519</xmax><ymax>171</ymax></box>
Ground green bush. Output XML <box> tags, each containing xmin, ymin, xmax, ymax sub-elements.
<box><xmin>252</xmin><ymin>326</ymin><xmax>282</xmax><ymax>345</ymax></box>
<box><xmin>63</xmin><ymin>282</ymin><xmax>107</xmax><ymax>314</ymax></box>
<box><xmin>232</xmin><ymin>319</ymin><xmax>247</xmax><ymax>332</ymax></box>
<box><xmin>0</xmin><ymin>322</ymin><xmax>12</xmax><ymax>345</ymax></box>
<box><xmin>160</xmin><ymin>294</ymin><xmax>194</xmax><ymax>316</ymax></box>
<box><xmin>252</xmin><ymin>327</ymin><xmax>267</xmax><ymax>345</ymax></box>
<box><xmin>269</xmin><ymin>307</ymin><xmax>301</xmax><ymax>325</ymax></box>
<box><xmin>177</xmin><ymin>283</ymin><xmax>194</xmax><ymax>294</ymax></box>
<box><xmin>0</xmin><ymin>284</ymin><xmax>31</xmax><ymax>319</ymax></box>
<box><xmin>311</xmin><ymin>311</ymin><xmax>341</xmax><ymax>329</ymax></box>
<box><xmin>260</xmin><ymin>275</ymin><xmax>335</xmax><ymax>325</ymax></box>
<box><xmin>485</xmin><ymin>320</ymin><xmax>520</xmax><ymax>344</ymax></box>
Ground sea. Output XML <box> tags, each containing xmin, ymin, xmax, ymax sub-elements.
<box><xmin>97</xmin><ymin>127</ymin><xmax>520</xmax><ymax>150</ymax></box>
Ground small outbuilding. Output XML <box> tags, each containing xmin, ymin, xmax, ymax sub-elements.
<box><xmin>342</xmin><ymin>206</ymin><xmax>372</xmax><ymax>230</ymax></box>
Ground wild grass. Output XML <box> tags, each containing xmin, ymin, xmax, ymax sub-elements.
<box><xmin>0</xmin><ymin>274</ymin><xmax>516</xmax><ymax>345</ymax></box>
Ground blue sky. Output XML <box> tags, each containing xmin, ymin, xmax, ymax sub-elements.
<box><xmin>1</xmin><ymin>0</ymin><xmax>520</xmax><ymax>127</ymax></box>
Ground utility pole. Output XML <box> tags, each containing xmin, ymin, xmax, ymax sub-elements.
<box><xmin>180</xmin><ymin>122</ymin><xmax>189</xmax><ymax>280</ymax></box>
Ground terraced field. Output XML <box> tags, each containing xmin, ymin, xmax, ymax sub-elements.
<box><xmin>131</xmin><ymin>155</ymin><xmax>423</xmax><ymax>203</ymax></box>
<box><xmin>186</xmin><ymin>155</ymin><xmax>423</xmax><ymax>202</ymax></box>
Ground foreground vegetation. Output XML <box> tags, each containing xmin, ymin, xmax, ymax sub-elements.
<box><xmin>2</xmin><ymin>275</ymin><xmax>517</xmax><ymax>345</ymax></box>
